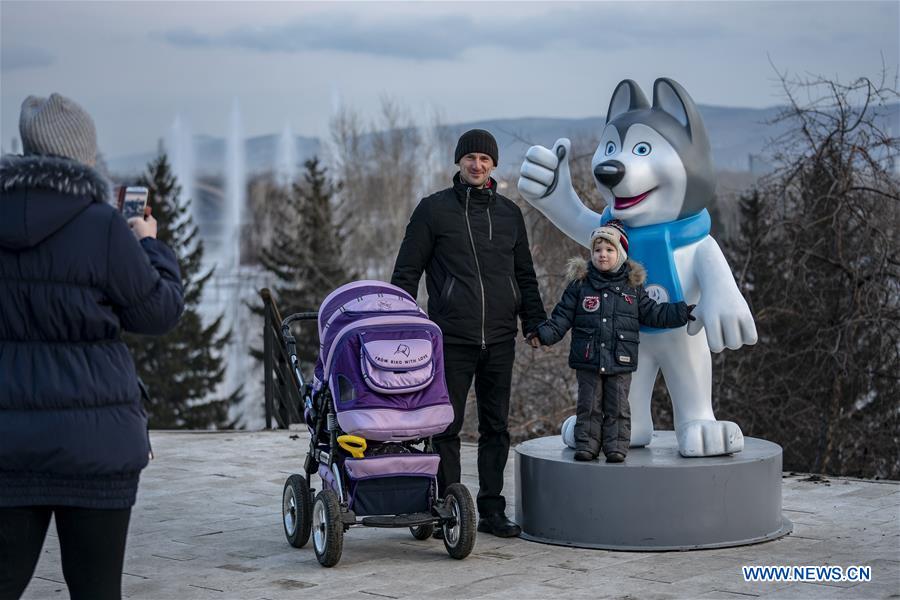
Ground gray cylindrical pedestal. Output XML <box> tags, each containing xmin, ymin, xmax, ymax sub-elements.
<box><xmin>515</xmin><ymin>432</ymin><xmax>792</xmax><ymax>550</ymax></box>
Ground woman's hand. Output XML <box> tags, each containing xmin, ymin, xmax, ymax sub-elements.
<box><xmin>128</xmin><ymin>206</ymin><xmax>157</xmax><ymax>240</ymax></box>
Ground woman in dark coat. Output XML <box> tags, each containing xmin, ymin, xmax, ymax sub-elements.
<box><xmin>0</xmin><ymin>94</ymin><xmax>184</xmax><ymax>600</ymax></box>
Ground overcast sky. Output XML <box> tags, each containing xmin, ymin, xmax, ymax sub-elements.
<box><xmin>1</xmin><ymin>0</ymin><xmax>897</xmax><ymax>158</ymax></box>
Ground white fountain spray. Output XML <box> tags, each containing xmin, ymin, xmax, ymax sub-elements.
<box><xmin>276</xmin><ymin>122</ymin><xmax>297</xmax><ymax>187</ymax></box>
<box><xmin>169</xmin><ymin>114</ymin><xmax>195</xmax><ymax>220</ymax></box>
<box><xmin>220</xmin><ymin>97</ymin><xmax>255</xmax><ymax>426</ymax></box>
<box><xmin>224</xmin><ymin>98</ymin><xmax>246</xmax><ymax>271</ymax></box>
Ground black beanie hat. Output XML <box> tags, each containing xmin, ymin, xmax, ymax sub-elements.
<box><xmin>455</xmin><ymin>129</ymin><xmax>498</xmax><ymax>166</ymax></box>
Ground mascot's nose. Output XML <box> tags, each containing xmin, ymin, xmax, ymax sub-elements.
<box><xmin>594</xmin><ymin>160</ymin><xmax>625</xmax><ymax>188</ymax></box>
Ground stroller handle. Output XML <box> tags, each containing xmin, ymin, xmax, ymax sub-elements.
<box><xmin>281</xmin><ymin>312</ymin><xmax>318</xmax><ymax>391</ymax></box>
<box><xmin>281</xmin><ymin>311</ymin><xmax>318</xmax><ymax>338</ymax></box>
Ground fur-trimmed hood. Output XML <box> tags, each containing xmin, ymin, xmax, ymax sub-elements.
<box><xmin>565</xmin><ymin>257</ymin><xmax>646</xmax><ymax>287</ymax></box>
<box><xmin>0</xmin><ymin>154</ymin><xmax>110</xmax><ymax>250</ymax></box>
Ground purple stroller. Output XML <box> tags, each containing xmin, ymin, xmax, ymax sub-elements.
<box><xmin>280</xmin><ymin>280</ymin><xmax>476</xmax><ymax>567</ymax></box>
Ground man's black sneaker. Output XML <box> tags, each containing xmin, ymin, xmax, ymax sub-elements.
<box><xmin>432</xmin><ymin>527</ymin><xmax>443</xmax><ymax>540</ymax></box>
<box><xmin>573</xmin><ymin>449</ymin><xmax>596</xmax><ymax>461</ymax></box>
<box><xmin>605</xmin><ymin>451</ymin><xmax>626</xmax><ymax>463</ymax></box>
<box><xmin>477</xmin><ymin>513</ymin><xmax>521</xmax><ymax>538</ymax></box>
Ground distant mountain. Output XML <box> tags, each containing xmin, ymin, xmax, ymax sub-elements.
<box><xmin>106</xmin><ymin>103</ymin><xmax>899</xmax><ymax>177</ymax></box>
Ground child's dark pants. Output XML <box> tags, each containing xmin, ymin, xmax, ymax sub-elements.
<box><xmin>575</xmin><ymin>370</ymin><xmax>632</xmax><ymax>457</ymax></box>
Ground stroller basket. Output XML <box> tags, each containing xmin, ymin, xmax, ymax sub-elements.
<box><xmin>343</xmin><ymin>454</ymin><xmax>440</xmax><ymax>516</ymax></box>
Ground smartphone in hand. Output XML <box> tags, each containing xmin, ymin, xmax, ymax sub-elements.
<box><xmin>117</xmin><ymin>186</ymin><xmax>149</xmax><ymax>220</ymax></box>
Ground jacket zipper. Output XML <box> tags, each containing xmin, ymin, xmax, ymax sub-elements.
<box><xmin>464</xmin><ymin>188</ymin><xmax>487</xmax><ymax>349</ymax></box>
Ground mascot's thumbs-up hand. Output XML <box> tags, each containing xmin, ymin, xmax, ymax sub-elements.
<box><xmin>518</xmin><ymin>138</ymin><xmax>574</xmax><ymax>204</ymax></box>
<box><xmin>517</xmin><ymin>138</ymin><xmax>599</xmax><ymax>250</ymax></box>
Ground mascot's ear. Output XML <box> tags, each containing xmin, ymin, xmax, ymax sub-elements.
<box><xmin>653</xmin><ymin>78</ymin><xmax>704</xmax><ymax>141</ymax></box>
<box><xmin>606</xmin><ymin>79</ymin><xmax>649</xmax><ymax>123</ymax></box>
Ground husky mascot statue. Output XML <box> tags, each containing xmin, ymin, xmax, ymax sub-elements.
<box><xmin>519</xmin><ymin>78</ymin><xmax>757</xmax><ymax>457</ymax></box>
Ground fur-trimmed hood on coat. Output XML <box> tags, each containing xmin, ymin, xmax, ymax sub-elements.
<box><xmin>0</xmin><ymin>154</ymin><xmax>110</xmax><ymax>250</ymax></box>
<box><xmin>565</xmin><ymin>257</ymin><xmax>646</xmax><ymax>287</ymax></box>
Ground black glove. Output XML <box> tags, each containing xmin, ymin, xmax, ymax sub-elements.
<box><xmin>687</xmin><ymin>304</ymin><xmax>697</xmax><ymax>322</ymax></box>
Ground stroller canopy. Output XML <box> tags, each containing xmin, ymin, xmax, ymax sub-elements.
<box><xmin>315</xmin><ymin>280</ymin><xmax>425</xmax><ymax>382</ymax></box>
<box><xmin>312</xmin><ymin>280</ymin><xmax>452</xmax><ymax>441</ymax></box>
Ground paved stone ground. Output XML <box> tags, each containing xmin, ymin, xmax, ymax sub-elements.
<box><xmin>22</xmin><ymin>431</ymin><xmax>900</xmax><ymax>599</ymax></box>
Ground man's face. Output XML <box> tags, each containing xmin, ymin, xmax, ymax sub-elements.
<box><xmin>458</xmin><ymin>152</ymin><xmax>495</xmax><ymax>188</ymax></box>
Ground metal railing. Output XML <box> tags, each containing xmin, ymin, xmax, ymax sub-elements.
<box><xmin>259</xmin><ymin>288</ymin><xmax>305</xmax><ymax>429</ymax></box>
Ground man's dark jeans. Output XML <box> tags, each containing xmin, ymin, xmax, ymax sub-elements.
<box><xmin>434</xmin><ymin>339</ymin><xmax>515</xmax><ymax>516</ymax></box>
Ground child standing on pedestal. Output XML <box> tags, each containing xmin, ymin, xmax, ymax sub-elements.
<box><xmin>529</xmin><ymin>221</ymin><xmax>694</xmax><ymax>462</ymax></box>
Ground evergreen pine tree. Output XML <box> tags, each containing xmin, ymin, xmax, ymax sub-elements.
<box><xmin>124</xmin><ymin>152</ymin><xmax>241</xmax><ymax>428</ymax></box>
<box><xmin>256</xmin><ymin>156</ymin><xmax>356</xmax><ymax>367</ymax></box>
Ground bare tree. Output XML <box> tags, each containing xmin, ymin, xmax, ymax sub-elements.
<box><xmin>718</xmin><ymin>72</ymin><xmax>900</xmax><ymax>479</ymax></box>
<box><xmin>328</xmin><ymin>98</ymin><xmax>445</xmax><ymax>282</ymax></box>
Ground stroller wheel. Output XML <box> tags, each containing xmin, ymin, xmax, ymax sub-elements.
<box><xmin>312</xmin><ymin>489</ymin><xmax>344</xmax><ymax>567</ymax></box>
<box><xmin>441</xmin><ymin>483</ymin><xmax>476</xmax><ymax>559</ymax></box>
<box><xmin>409</xmin><ymin>523</ymin><xmax>435</xmax><ymax>540</ymax></box>
<box><xmin>282</xmin><ymin>474</ymin><xmax>312</xmax><ymax>548</ymax></box>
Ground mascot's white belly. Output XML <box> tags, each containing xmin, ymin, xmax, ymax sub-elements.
<box><xmin>674</xmin><ymin>241</ymin><xmax>700</xmax><ymax>303</ymax></box>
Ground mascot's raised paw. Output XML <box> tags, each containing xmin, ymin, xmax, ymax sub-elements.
<box><xmin>518</xmin><ymin>138</ymin><xmax>599</xmax><ymax>246</ymax></box>
<box><xmin>676</xmin><ymin>420</ymin><xmax>744</xmax><ymax>457</ymax></box>
<box><xmin>518</xmin><ymin>138</ymin><xmax>572</xmax><ymax>202</ymax></box>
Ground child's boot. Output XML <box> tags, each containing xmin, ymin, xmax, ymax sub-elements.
<box><xmin>605</xmin><ymin>451</ymin><xmax>625</xmax><ymax>463</ymax></box>
<box><xmin>574</xmin><ymin>449</ymin><xmax>596</xmax><ymax>461</ymax></box>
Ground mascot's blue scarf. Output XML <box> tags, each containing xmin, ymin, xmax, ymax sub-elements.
<box><xmin>600</xmin><ymin>207</ymin><xmax>710</xmax><ymax>333</ymax></box>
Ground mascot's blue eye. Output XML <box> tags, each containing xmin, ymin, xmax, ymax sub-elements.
<box><xmin>633</xmin><ymin>142</ymin><xmax>651</xmax><ymax>156</ymax></box>
<box><xmin>605</xmin><ymin>142</ymin><xmax>616</xmax><ymax>156</ymax></box>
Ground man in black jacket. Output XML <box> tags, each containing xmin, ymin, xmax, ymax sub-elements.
<box><xmin>391</xmin><ymin>129</ymin><xmax>545</xmax><ymax>537</ymax></box>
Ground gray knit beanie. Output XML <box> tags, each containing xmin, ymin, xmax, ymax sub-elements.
<box><xmin>19</xmin><ymin>93</ymin><xmax>98</xmax><ymax>166</ymax></box>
